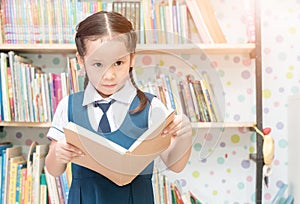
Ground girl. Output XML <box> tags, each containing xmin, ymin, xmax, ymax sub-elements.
<box><xmin>45</xmin><ymin>11</ymin><xmax>192</xmax><ymax>204</ymax></box>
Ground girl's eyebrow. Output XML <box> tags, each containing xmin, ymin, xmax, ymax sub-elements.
<box><xmin>116</xmin><ymin>54</ymin><xmax>130</xmax><ymax>61</ymax></box>
<box><xmin>89</xmin><ymin>58</ymin><xmax>104</xmax><ymax>62</ymax></box>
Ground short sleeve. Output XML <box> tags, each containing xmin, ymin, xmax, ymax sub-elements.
<box><xmin>148</xmin><ymin>97</ymin><xmax>170</xmax><ymax>127</ymax></box>
<box><xmin>46</xmin><ymin>96</ymin><xmax>69</xmax><ymax>141</ymax></box>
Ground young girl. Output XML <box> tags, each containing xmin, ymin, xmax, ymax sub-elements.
<box><xmin>45</xmin><ymin>11</ymin><xmax>192</xmax><ymax>204</ymax></box>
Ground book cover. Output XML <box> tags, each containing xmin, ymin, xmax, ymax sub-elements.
<box><xmin>59</xmin><ymin>171</ymin><xmax>69</xmax><ymax>204</ymax></box>
<box><xmin>39</xmin><ymin>173</ymin><xmax>48</xmax><ymax>204</ymax></box>
<box><xmin>24</xmin><ymin>141</ymin><xmax>38</xmax><ymax>204</ymax></box>
<box><xmin>8</xmin><ymin>156</ymin><xmax>26</xmax><ymax>204</ymax></box>
<box><xmin>15</xmin><ymin>162</ymin><xmax>26</xmax><ymax>204</ymax></box>
<box><xmin>64</xmin><ymin>109</ymin><xmax>175</xmax><ymax>186</ymax></box>
<box><xmin>3</xmin><ymin>146</ymin><xmax>22</xmax><ymax>204</ymax></box>
<box><xmin>199</xmin><ymin>79</ymin><xmax>218</xmax><ymax>122</ymax></box>
<box><xmin>191</xmin><ymin>79</ymin><xmax>210</xmax><ymax>122</ymax></box>
<box><xmin>44</xmin><ymin>167</ymin><xmax>60</xmax><ymax>204</ymax></box>
<box><xmin>0</xmin><ymin>52</ymin><xmax>11</xmax><ymax>121</ymax></box>
<box><xmin>0</xmin><ymin>142</ymin><xmax>13</xmax><ymax>203</ymax></box>
<box><xmin>271</xmin><ymin>183</ymin><xmax>288</xmax><ymax>204</ymax></box>
<box><xmin>20</xmin><ymin>165</ymin><xmax>27</xmax><ymax>204</ymax></box>
<box><xmin>32</xmin><ymin>144</ymin><xmax>49</xmax><ymax>204</ymax></box>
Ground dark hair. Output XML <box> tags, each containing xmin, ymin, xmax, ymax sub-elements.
<box><xmin>75</xmin><ymin>11</ymin><xmax>148</xmax><ymax>113</ymax></box>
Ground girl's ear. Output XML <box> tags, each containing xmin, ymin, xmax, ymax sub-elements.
<box><xmin>76</xmin><ymin>52</ymin><xmax>85</xmax><ymax>70</ymax></box>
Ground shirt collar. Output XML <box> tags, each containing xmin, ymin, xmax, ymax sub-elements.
<box><xmin>82</xmin><ymin>79</ymin><xmax>137</xmax><ymax>106</ymax></box>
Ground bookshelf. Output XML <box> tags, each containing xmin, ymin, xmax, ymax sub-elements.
<box><xmin>0</xmin><ymin>43</ymin><xmax>256</xmax><ymax>56</ymax></box>
<box><xmin>0</xmin><ymin>0</ymin><xmax>264</xmax><ymax>203</ymax></box>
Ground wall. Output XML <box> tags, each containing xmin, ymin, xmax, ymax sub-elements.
<box><xmin>260</xmin><ymin>0</ymin><xmax>300</xmax><ymax>203</ymax></box>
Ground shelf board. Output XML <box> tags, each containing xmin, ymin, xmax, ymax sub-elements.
<box><xmin>137</xmin><ymin>43</ymin><xmax>255</xmax><ymax>55</ymax></box>
<box><xmin>0</xmin><ymin>43</ymin><xmax>255</xmax><ymax>55</ymax></box>
<box><xmin>0</xmin><ymin>122</ymin><xmax>52</xmax><ymax>128</ymax></box>
<box><xmin>0</xmin><ymin>121</ymin><xmax>255</xmax><ymax>129</ymax></box>
<box><xmin>191</xmin><ymin>122</ymin><xmax>256</xmax><ymax>129</ymax></box>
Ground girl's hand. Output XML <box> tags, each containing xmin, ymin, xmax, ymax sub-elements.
<box><xmin>163</xmin><ymin>114</ymin><xmax>192</xmax><ymax>139</ymax></box>
<box><xmin>53</xmin><ymin>140</ymin><xmax>84</xmax><ymax>164</ymax></box>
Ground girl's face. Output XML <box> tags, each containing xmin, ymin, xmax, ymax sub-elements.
<box><xmin>77</xmin><ymin>37</ymin><xmax>135</xmax><ymax>98</ymax></box>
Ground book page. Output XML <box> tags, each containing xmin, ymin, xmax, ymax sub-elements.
<box><xmin>64</xmin><ymin>109</ymin><xmax>175</xmax><ymax>182</ymax></box>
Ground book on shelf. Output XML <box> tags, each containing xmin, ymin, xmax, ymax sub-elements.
<box><xmin>0</xmin><ymin>8</ymin><xmax>3</xmax><ymax>44</ymax></box>
<box><xmin>64</xmin><ymin>109</ymin><xmax>175</xmax><ymax>186</ymax></box>
<box><xmin>284</xmin><ymin>194</ymin><xmax>294</xmax><ymax>204</ymax></box>
<box><xmin>152</xmin><ymin>169</ymin><xmax>203</xmax><ymax>204</ymax></box>
<box><xmin>271</xmin><ymin>183</ymin><xmax>288</xmax><ymax>204</ymax></box>
<box><xmin>24</xmin><ymin>141</ymin><xmax>38</xmax><ymax>204</ymax></box>
<box><xmin>8</xmin><ymin>155</ymin><xmax>26</xmax><ymax>204</ymax></box>
<box><xmin>59</xmin><ymin>170</ymin><xmax>70</xmax><ymax>204</ymax></box>
<box><xmin>179</xmin><ymin>80</ymin><xmax>198</xmax><ymax>122</ymax></box>
<box><xmin>2</xmin><ymin>145</ymin><xmax>22</xmax><ymax>204</ymax></box>
<box><xmin>112</xmin><ymin>1</ymin><xmax>141</xmax><ymax>42</ymax></box>
<box><xmin>16</xmin><ymin>162</ymin><xmax>27</xmax><ymax>204</ymax></box>
<box><xmin>0</xmin><ymin>52</ymin><xmax>11</xmax><ymax>121</ymax></box>
<box><xmin>44</xmin><ymin>166</ymin><xmax>60</xmax><ymax>204</ymax></box>
<box><xmin>31</xmin><ymin>144</ymin><xmax>49</xmax><ymax>204</ymax></box>
<box><xmin>39</xmin><ymin>173</ymin><xmax>48</xmax><ymax>204</ymax></box>
<box><xmin>0</xmin><ymin>142</ymin><xmax>13</xmax><ymax>203</ymax></box>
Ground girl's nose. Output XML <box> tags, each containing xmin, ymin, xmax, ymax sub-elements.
<box><xmin>102</xmin><ymin>66</ymin><xmax>115</xmax><ymax>79</ymax></box>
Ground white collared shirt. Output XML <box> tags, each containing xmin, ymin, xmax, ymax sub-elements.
<box><xmin>47</xmin><ymin>79</ymin><xmax>169</xmax><ymax>141</ymax></box>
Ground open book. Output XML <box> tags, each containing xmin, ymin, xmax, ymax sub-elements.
<box><xmin>64</xmin><ymin>109</ymin><xmax>175</xmax><ymax>186</ymax></box>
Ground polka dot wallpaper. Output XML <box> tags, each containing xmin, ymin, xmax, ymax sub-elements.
<box><xmin>1</xmin><ymin>0</ymin><xmax>299</xmax><ymax>203</ymax></box>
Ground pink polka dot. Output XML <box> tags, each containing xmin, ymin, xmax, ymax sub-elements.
<box><xmin>210</xmin><ymin>171</ymin><xmax>214</xmax><ymax>175</ymax></box>
<box><xmin>274</xmin><ymin>160</ymin><xmax>280</xmax><ymax>166</ymax></box>
<box><xmin>242</xmin><ymin>59</ymin><xmax>252</xmax><ymax>66</ymax></box>
<box><xmin>204</xmin><ymin>133</ymin><xmax>213</xmax><ymax>141</ymax></box>
<box><xmin>233</xmin><ymin>56</ymin><xmax>240</xmax><ymax>63</ymax></box>
<box><xmin>226</xmin><ymin>190</ymin><xmax>231</xmax><ymax>194</ymax></box>
<box><xmin>247</xmin><ymin>88</ymin><xmax>253</xmax><ymax>94</ymax></box>
<box><xmin>142</xmin><ymin>56</ymin><xmax>152</xmax><ymax>65</ymax></box>
<box><xmin>25</xmin><ymin>139</ymin><xmax>33</xmax><ymax>146</ymax></box>
<box><xmin>246</xmin><ymin>176</ymin><xmax>253</xmax><ymax>182</ymax></box>
<box><xmin>276</xmin><ymin>35</ymin><xmax>284</xmax><ymax>43</ymax></box>
<box><xmin>232</xmin><ymin>151</ymin><xmax>236</xmax><ymax>155</ymax></box>
<box><xmin>274</xmin><ymin>101</ymin><xmax>280</xmax><ymax>107</ymax></box>
<box><xmin>264</xmin><ymin>193</ymin><xmax>271</xmax><ymax>200</ymax></box>
<box><xmin>238</xmin><ymin>127</ymin><xmax>247</xmax><ymax>134</ymax></box>
<box><xmin>264</xmin><ymin>48</ymin><xmax>271</xmax><ymax>55</ymax></box>
<box><xmin>177</xmin><ymin>72</ymin><xmax>183</xmax><ymax>77</ymax></box>
<box><xmin>211</xmin><ymin>61</ymin><xmax>218</xmax><ymax>68</ymax></box>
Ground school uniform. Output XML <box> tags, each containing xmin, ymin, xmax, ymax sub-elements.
<box><xmin>47</xmin><ymin>79</ymin><xmax>169</xmax><ymax>204</ymax></box>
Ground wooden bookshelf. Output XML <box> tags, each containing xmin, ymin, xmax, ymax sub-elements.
<box><xmin>0</xmin><ymin>121</ymin><xmax>255</xmax><ymax>129</ymax></box>
<box><xmin>0</xmin><ymin>122</ymin><xmax>52</xmax><ymax>128</ymax></box>
<box><xmin>0</xmin><ymin>43</ymin><xmax>255</xmax><ymax>56</ymax></box>
<box><xmin>191</xmin><ymin>122</ymin><xmax>256</xmax><ymax>129</ymax></box>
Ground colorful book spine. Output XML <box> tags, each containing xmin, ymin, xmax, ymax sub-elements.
<box><xmin>39</xmin><ymin>173</ymin><xmax>48</xmax><ymax>204</ymax></box>
<box><xmin>20</xmin><ymin>166</ymin><xmax>27</xmax><ymax>204</ymax></box>
<box><xmin>15</xmin><ymin>162</ymin><xmax>26</xmax><ymax>204</ymax></box>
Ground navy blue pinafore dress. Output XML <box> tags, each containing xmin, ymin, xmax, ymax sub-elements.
<box><xmin>67</xmin><ymin>91</ymin><xmax>155</xmax><ymax>204</ymax></box>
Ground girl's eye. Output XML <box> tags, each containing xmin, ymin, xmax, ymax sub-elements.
<box><xmin>93</xmin><ymin>62</ymin><xmax>103</xmax><ymax>68</ymax></box>
<box><xmin>114</xmin><ymin>61</ymin><xmax>124</xmax><ymax>66</ymax></box>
